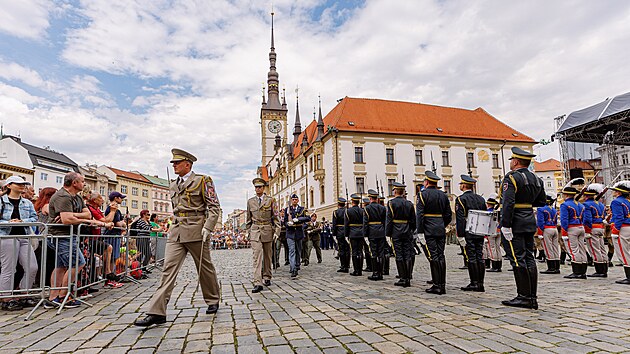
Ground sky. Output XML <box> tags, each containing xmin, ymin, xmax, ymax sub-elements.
<box><xmin>1</xmin><ymin>0</ymin><xmax>629</xmax><ymax>218</ymax></box>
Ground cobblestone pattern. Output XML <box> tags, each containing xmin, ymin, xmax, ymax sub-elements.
<box><xmin>1</xmin><ymin>246</ymin><xmax>629</xmax><ymax>353</ymax></box>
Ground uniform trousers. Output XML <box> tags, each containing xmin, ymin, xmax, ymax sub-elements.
<box><xmin>337</xmin><ymin>236</ymin><xmax>350</xmax><ymax>258</ymax></box>
<box><xmin>465</xmin><ymin>236</ymin><xmax>484</xmax><ymax>263</ymax></box>
<box><xmin>502</xmin><ymin>232</ymin><xmax>536</xmax><ymax>269</ymax></box>
<box><xmin>586</xmin><ymin>228</ymin><xmax>606</xmax><ymax>264</ymax></box>
<box><xmin>541</xmin><ymin>228</ymin><xmax>560</xmax><ymax>260</ymax></box>
<box><xmin>147</xmin><ymin>240</ymin><xmax>219</xmax><ymax>316</ymax></box>
<box><xmin>307</xmin><ymin>235</ymin><xmax>322</xmax><ymax>262</ymax></box>
<box><xmin>368</xmin><ymin>238</ymin><xmax>386</xmax><ymax>259</ymax></box>
<box><xmin>612</xmin><ymin>226</ymin><xmax>630</xmax><ymax>266</ymax></box>
<box><xmin>417</xmin><ymin>235</ymin><xmax>439</xmax><ymax>261</ymax></box>
<box><xmin>486</xmin><ymin>234</ymin><xmax>502</xmax><ymax>261</ymax></box>
<box><xmin>349</xmin><ymin>238</ymin><xmax>364</xmax><ymax>257</ymax></box>
<box><xmin>252</xmin><ymin>240</ymin><xmax>272</xmax><ymax>286</ymax></box>
<box><xmin>287</xmin><ymin>238</ymin><xmax>302</xmax><ymax>273</ymax></box>
<box><xmin>564</xmin><ymin>226</ymin><xmax>587</xmax><ymax>264</ymax></box>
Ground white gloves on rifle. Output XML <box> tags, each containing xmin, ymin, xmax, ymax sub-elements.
<box><xmin>293</xmin><ymin>218</ymin><xmax>299</xmax><ymax>223</ymax></box>
<box><xmin>414</xmin><ymin>233</ymin><xmax>425</xmax><ymax>244</ymax></box>
<box><xmin>501</xmin><ymin>227</ymin><xmax>513</xmax><ymax>241</ymax></box>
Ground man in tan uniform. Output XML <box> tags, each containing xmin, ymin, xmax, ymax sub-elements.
<box><xmin>246</xmin><ymin>178</ymin><xmax>280</xmax><ymax>293</ymax></box>
<box><xmin>134</xmin><ymin>148</ymin><xmax>221</xmax><ymax>326</ymax></box>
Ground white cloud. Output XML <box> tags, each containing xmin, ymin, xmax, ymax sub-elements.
<box><xmin>3</xmin><ymin>0</ymin><xmax>630</xmax><ymax>217</ymax></box>
<box><xmin>0</xmin><ymin>60</ymin><xmax>53</xmax><ymax>91</ymax></box>
<box><xmin>0</xmin><ymin>0</ymin><xmax>52</xmax><ymax>39</ymax></box>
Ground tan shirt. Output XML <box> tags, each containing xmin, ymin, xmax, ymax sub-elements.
<box><xmin>245</xmin><ymin>194</ymin><xmax>280</xmax><ymax>242</ymax></box>
<box><xmin>170</xmin><ymin>172</ymin><xmax>221</xmax><ymax>243</ymax></box>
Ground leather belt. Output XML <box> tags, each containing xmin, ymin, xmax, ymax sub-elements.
<box><xmin>368</xmin><ymin>222</ymin><xmax>383</xmax><ymax>225</ymax></box>
<box><xmin>254</xmin><ymin>221</ymin><xmax>271</xmax><ymax>225</ymax></box>
<box><xmin>424</xmin><ymin>214</ymin><xmax>442</xmax><ymax>217</ymax></box>
<box><xmin>348</xmin><ymin>224</ymin><xmax>362</xmax><ymax>227</ymax></box>
<box><xmin>336</xmin><ymin>224</ymin><xmax>344</xmax><ymax>227</ymax></box>
<box><xmin>393</xmin><ymin>220</ymin><xmax>408</xmax><ymax>224</ymax></box>
<box><xmin>176</xmin><ymin>211</ymin><xmax>203</xmax><ymax>217</ymax></box>
<box><xmin>514</xmin><ymin>203</ymin><xmax>532</xmax><ymax>209</ymax></box>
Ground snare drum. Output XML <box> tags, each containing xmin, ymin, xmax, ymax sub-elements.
<box><xmin>466</xmin><ymin>210</ymin><xmax>499</xmax><ymax>236</ymax></box>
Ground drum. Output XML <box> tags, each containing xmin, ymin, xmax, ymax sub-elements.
<box><xmin>466</xmin><ymin>210</ymin><xmax>499</xmax><ymax>236</ymax></box>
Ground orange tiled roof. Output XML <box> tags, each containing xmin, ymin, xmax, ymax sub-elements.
<box><xmin>567</xmin><ymin>159</ymin><xmax>595</xmax><ymax>170</ymax></box>
<box><xmin>291</xmin><ymin>97</ymin><xmax>534</xmax><ymax>158</ymax></box>
<box><xmin>109</xmin><ymin>167</ymin><xmax>151</xmax><ymax>183</ymax></box>
<box><xmin>534</xmin><ymin>158</ymin><xmax>562</xmax><ymax>172</ymax></box>
<box><xmin>259</xmin><ymin>166</ymin><xmax>269</xmax><ymax>181</ymax></box>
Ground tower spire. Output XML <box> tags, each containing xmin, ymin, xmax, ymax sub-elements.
<box><xmin>293</xmin><ymin>87</ymin><xmax>302</xmax><ymax>145</ymax></box>
<box><xmin>316</xmin><ymin>95</ymin><xmax>325</xmax><ymax>141</ymax></box>
<box><xmin>265</xmin><ymin>10</ymin><xmax>282</xmax><ymax>109</ymax></box>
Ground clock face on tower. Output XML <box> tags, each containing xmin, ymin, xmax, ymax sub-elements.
<box><xmin>268</xmin><ymin>120</ymin><xmax>282</xmax><ymax>134</ymax></box>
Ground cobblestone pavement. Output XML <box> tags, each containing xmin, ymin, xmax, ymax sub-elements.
<box><xmin>1</xmin><ymin>245</ymin><xmax>630</xmax><ymax>354</ymax></box>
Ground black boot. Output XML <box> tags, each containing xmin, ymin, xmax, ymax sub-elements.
<box><xmin>383</xmin><ymin>256</ymin><xmax>390</xmax><ymax>276</ymax></box>
<box><xmin>586</xmin><ymin>253</ymin><xmax>593</xmax><ymax>267</ymax></box>
<box><xmin>438</xmin><ymin>259</ymin><xmax>447</xmax><ymax>294</ymax></box>
<box><xmin>616</xmin><ymin>266</ymin><xmax>630</xmax><ymax>284</ymax></box>
<box><xmin>560</xmin><ymin>251</ymin><xmax>566</xmax><ymax>265</ymax></box>
<box><xmin>540</xmin><ymin>260</ymin><xmax>557</xmax><ymax>274</ymax></box>
<box><xmin>528</xmin><ymin>267</ymin><xmax>538</xmax><ymax>310</ymax></box>
<box><xmin>425</xmin><ymin>260</ymin><xmax>441</xmax><ymax>293</ymax></box>
<box><xmin>404</xmin><ymin>259</ymin><xmax>413</xmax><ymax>287</ymax></box>
<box><xmin>368</xmin><ymin>258</ymin><xmax>383</xmax><ymax>281</ymax></box>
<box><xmin>589</xmin><ymin>263</ymin><xmax>608</xmax><ymax>277</ymax></box>
<box><xmin>350</xmin><ymin>256</ymin><xmax>362</xmax><ymax>276</ymax></box>
<box><xmin>577</xmin><ymin>263</ymin><xmax>587</xmax><ymax>279</ymax></box>
<box><xmin>488</xmin><ymin>260</ymin><xmax>502</xmax><ymax>272</ymax></box>
<box><xmin>564</xmin><ymin>262</ymin><xmax>581</xmax><ymax>279</ymax></box>
<box><xmin>608</xmin><ymin>252</ymin><xmax>614</xmax><ymax>267</ymax></box>
<box><xmin>485</xmin><ymin>259</ymin><xmax>491</xmax><ymax>269</ymax></box>
<box><xmin>461</xmin><ymin>261</ymin><xmax>478</xmax><ymax>291</ymax></box>
<box><xmin>409</xmin><ymin>256</ymin><xmax>415</xmax><ymax>280</ymax></box>
<box><xmin>394</xmin><ymin>260</ymin><xmax>407</xmax><ymax>286</ymax></box>
<box><xmin>476</xmin><ymin>261</ymin><xmax>486</xmax><ymax>292</ymax></box>
<box><xmin>502</xmin><ymin>266</ymin><xmax>533</xmax><ymax>308</ymax></box>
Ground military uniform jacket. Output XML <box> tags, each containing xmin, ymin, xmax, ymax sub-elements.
<box><xmin>560</xmin><ymin>198</ymin><xmax>589</xmax><ymax>234</ymax></box>
<box><xmin>246</xmin><ymin>194</ymin><xmax>280</xmax><ymax>243</ymax></box>
<box><xmin>344</xmin><ymin>205</ymin><xmax>364</xmax><ymax>239</ymax></box>
<box><xmin>386</xmin><ymin>196</ymin><xmax>416</xmax><ymax>239</ymax></box>
<box><xmin>305</xmin><ymin>220</ymin><xmax>322</xmax><ymax>240</ymax></box>
<box><xmin>283</xmin><ymin>205</ymin><xmax>309</xmax><ymax>240</ymax></box>
<box><xmin>500</xmin><ymin>167</ymin><xmax>546</xmax><ymax>233</ymax></box>
<box><xmin>363</xmin><ymin>203</ymin><xmax>386</xmax><ymax>239</ymax></box>
<box><xmin>170</xmin><ymin>172</ymin><xmax>220</xmax><ymax>243</ymax></box>
<box><xmin>610</xmin><ymin>196</ymin><xmax>630</xmax><ymax>233</ymax></box>
<box><xmin>583</xmin><ymin>199</ymin><xmax>605</xmax><ymax>232</ymax></box>
<box><xmin>455</xmin><ymin>190</ymin><xmax>486</xmax><ymax>239</ymax></box>
<box><xmin>331</xmin><ymin>208</ymin><xmax>345</xmax><ymax>238</ymax></box>
<box><xmin>416</xmin><ymin>187</ymin><xmax>452</xmax><ymax>237</ymax></box>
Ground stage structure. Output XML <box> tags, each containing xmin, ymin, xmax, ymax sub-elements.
<box><xmin>554</xmin><ymin>91</ymin><xmax>630</xmax><ymax>186</ymax></box>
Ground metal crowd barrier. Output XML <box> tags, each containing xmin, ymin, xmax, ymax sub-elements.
<box><xmin>0</xmin><ymin>222</ymin><xmax>48</xmax><ymax>320</ymax></box>
<box><xmin>0</xmin><ymin>222</ymin><xmax>168</xmax><ymax>320</ymax></box>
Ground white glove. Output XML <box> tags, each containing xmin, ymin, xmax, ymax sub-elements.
<box><xmin>287</xmin><ymin>221</ymin><xmax>294</xmax><ymax>226</ymax></box>
<box><xmin>202</xmin><ymin>228</ymin><xmax>211</xmax><ymax>242</ymax></box>
<box><xmin>537</xmin><ymin>235</ymin><xmax>544</xmax><ymax>240</ymax></box>
<box><xmin>416</xmin><ymin>233</ymin><xmax>425</xmax><ymax>243</ymax></box>
<box><xmin>585</xmin><ymin>233</ymin><xmax>592</xmax><ymax>239</ymax></box>
<box><xmin>293</xmin><ymin>218</ymin><xmax>299</xmax><ymax>223</ymax></box>
<box><xmin>501</xmin><ymin>227</ymin><xmax>513</xmax><ymax>241</ymax></box>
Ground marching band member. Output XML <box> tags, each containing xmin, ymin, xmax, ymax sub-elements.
<box><xmin>485</xmin><ymin>195</ymin><xmax>503</xmax><ymax>273</ymax></box>
<box><xmin>560</xmin><ymin>186</ymin><xmax>591</xmax><ymax>279</ymax></box>
<box><xmin>609</xmin><ymin>181</ymin><xmax>630</xmax><ymax>284</ymax></box>
<box><xmin>582</xmin><ymin>184</ymin><xmax>608</xmax><ymax>277</ymax></box>
<box><xmin>538</xmin><ymin>194</ymin><xmax>560</xmax><ymax>274</ymax></box>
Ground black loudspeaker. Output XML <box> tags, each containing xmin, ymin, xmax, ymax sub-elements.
<box><xmin>569</xmin><ymin>168</ymin><xmax>584</xmax><ymax>179</ymax></box>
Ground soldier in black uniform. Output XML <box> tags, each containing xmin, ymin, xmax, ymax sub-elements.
<box><xmin>361</xmin><ymin>198</ymin><xmax>373</xmax><ymax>273</ymax></box>
<box><xmin>364</xmin><ymin>189</ymin><xmax>387</xmax><ymax>280</ymax></box>
<box><xmin>332</xmin><ymin>198</ymin><xmax>350</xmax><ymax>273</ymax></box>
<box><xmin>345</xmin><ymin>194</ymin><xmax>365</xmax><ymax>275</ymax></box>
<box><xmin>456</xmin><ymin>175</ymin><xmax>487</xmax><ymax>292</ymax></box>
<box><xmin>386</xmin><ymin>182</ymin><xmax>416</xmax><ymax>287</ymax></box>
<box><xmin>380</xmin><ymin>196</ymin><xmax>391</xmax><ymax>276</ymax></box>
<box><xmin>500</xmin><ymin>147</ymin><xmax>546</xmax><ymax>309</ymax></box>
<box><xmin>417</xmin><ymin>171</ymin><xmax>453</xmax><ymax>295</ymax></box>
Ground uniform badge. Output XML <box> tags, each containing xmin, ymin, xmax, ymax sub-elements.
<box><xmin>503</xmin><ymin>182</ymin><xmax>509</xmax><ymax>192</ymax></box>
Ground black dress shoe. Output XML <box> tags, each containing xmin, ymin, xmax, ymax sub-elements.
<box><xmin>206</xmin><ymin>304</ymin><xmax>219</xmax><ymax>314</ymax></box>
<box><xmin>252</xmin><ymin>285</ymin><xmax>264</xmax><ymax>293</ymax></box>
<box><xmin>291</xmin><ymin>271</ymin><xmax>298</xmax><ymax>278</ymax></box>
<box><xmin>134</xmin><ymin>314</ymin><xmax>166</xmax><ymax>327</ymax></box>
<box><xmin>264</xmin><ymin>280</ymin><xmax>271</xmax><ymax>286</ymax></box>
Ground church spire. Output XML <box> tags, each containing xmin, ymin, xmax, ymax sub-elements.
<box><xmin>315</xmin><ymin>96</ymin><xmax>325</xmax><ymax>142</ymax></box>
<box><xmin>293</xmin><ymin>88</ymin><xmax>302</xmax><ymax>144</ymax></box>
<box><xmin>265</xmin><ymin>11</ymin><xmax>282</xmax><ymax>109</ymax></box>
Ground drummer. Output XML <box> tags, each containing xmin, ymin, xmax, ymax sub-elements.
<box><xmin>455</xmin><ymin>175</ymin><xmax>487</xmax><ymax>292</ymax></box>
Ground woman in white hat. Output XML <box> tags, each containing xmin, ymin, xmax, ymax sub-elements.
<box><xmin>0</xmin><ymin>176</ymin><xmax>38</xmax><ymax>311</ymax></box>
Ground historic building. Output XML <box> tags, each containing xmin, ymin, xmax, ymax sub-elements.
<box><xmin>0</xmin><ymin>135</ymin><xmax>78</xmax><ymax>191</ymax></box>
<box><xmin>257</xmin><ymin>15</ymin><xmax>536</xmax><ymax>218</ymax></box>
<box><xmin>80</xmin><ymin>164</ymin><xmax>118</xmax><ymax>206</ymax></box>
<box><xmin>98</xmin><ymin>166</ymin><xmax>152</xmax><ymax>217</ymax></box>
<box><xmin>141</xmin><ymin>174</ymin><xmax>172</xmax><ymax>219</ymax></box>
